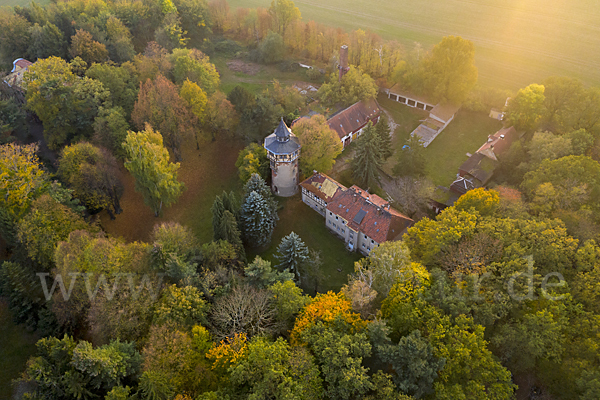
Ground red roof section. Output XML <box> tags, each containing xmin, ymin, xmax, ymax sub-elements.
<box><xmin>11</xmin><ymin>58</ymin><xmax>33</xmax><ymax>72</ymax></box>
<box><xmin>476</xmin><ymin>126</ymin><xmax>517</xmax><ymax>157</ymax></box>
<box><xmin>299</xmin><ymin>172</ymin><xmax>346</xmax><ymax>203</ymax></box>
<box><xmin>327</xmin><ymin>98</ymin><xmax>381</xmax><ymax>140</ymax></box>
<box><xmin>327</xmin><ymin>185</ymin><xmax>413</xmax><ymax>243</ymax></box>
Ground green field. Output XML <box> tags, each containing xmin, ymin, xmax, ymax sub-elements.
<box><xmin>227</xmin><ymin>0</ymin><xmax>600</xmax><ymax>90</ymax></box>
<box><xmin>0</xmin><ymin>0</ymin><xmax>49</xmax><ymax>8</ymax></box>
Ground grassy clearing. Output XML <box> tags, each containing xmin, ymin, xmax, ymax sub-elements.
<box><xmin>247</xmin><ymin>195</ymin><xmax>362</xmax><ymax>294</ymax></box>
<box><xmin>211</xmin><ymin>54</ymin><xmax>316</xmax><ymax>95</ymax></box>
<box><xmin>0</xmin><ymin>301</ymin><xmax>39</xmax><ymax>399</ymax></box>
<box><xmin>424</xmin><ymin>111</ymin><xmax>503</xmax><ymax>187</ymax></box>
<box><xmin>99</xmin><ymin>137</ymin><xmax>360</xmax><ymax>293</ymax></box>
<box><xmin>1</xmin><ymin>0</ymin><xmax>49</xmax><ymax>8</ymax></box>
<box><xmin>227</xmin><ymin>0</ymin><xmax>600</xmax><ymax>89</ymax></box>
<box><xmin>99</xmin><ymin>138</ymin><xmax>244</xmax><ymax>244</ymax></box>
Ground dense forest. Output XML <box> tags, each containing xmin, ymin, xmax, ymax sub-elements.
<box><xmin>1</xmin><ymin>0</ymin><xmax>600</xmax><ymax>399</ymax></box>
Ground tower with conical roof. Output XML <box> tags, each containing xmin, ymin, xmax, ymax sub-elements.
<box><xmin>263</xmin><ymin>119</ymin><xmax>301</xmax><ymax>197</ymax></box>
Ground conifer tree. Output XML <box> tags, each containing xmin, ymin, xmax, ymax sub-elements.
<box><xmin>351</xmin><ymin>122</ymin><xmax>383</xmax><ymax>188</ymax></box>
<box><xmin>243</xmin><ymin>173</ymin><xmax>279</xmax><ymax>225</ymax></box>
<box><xmin>220</xmin><ymin>210</ymin><xmax>245</xmax><ymax>260</ymax></box>
<box><xmin>240</xmin><ymin>191</ymin><xmax>276</xmax><ymax>248</ymax></box>
<box><xmin>211</xmin><ymin>191</ymin><xmax>240</xmax><ymax>241</ymax></box>
<box><xmin>275</xmin><ymin>231</ymin><xmax>310</xmax><ymax>282</ymax></box>
<box><xmin>375</xmin><ymin>116</ymin><xmax>393</xmax><ymax>160</ymax></box>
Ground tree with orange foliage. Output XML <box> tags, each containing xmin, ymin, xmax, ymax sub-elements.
<box><xmin>131</xmin><ymin>75</ymin><xmax>195</xmax><ymax>161</ymax></box>
<box><xmin>290</xmin><ymin>291</ymin><xmax>368</xmax><ymax>345</ymax></box>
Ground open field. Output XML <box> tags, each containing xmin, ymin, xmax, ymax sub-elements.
<box><xmin>227</xmin><ymin>0</ymin><xmax>600</xmax><ymax>90</ymax></box>
<box><xmin>1</xmin><ymin>0</ymin><xmax>49</xmax><ymax>8</ymax></box>
<box><xmin>0</xmin><ymin>301</ymin><xmax>39</xmax><ymax>399</ymax></box>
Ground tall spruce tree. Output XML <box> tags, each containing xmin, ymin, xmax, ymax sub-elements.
<box><xmin>211</xmin><ymin>191</ymin><xmax>240</xmax><ymax>241</ymax></box>
<box><xmin>375</xmin><ymin>116</ymin><xmax>393</xmax><ymax>160</ymax></box>
<box><xmin>275</xmin><ymin>232</ymin><xmax>310</xmax><ymax>282</ymax></box>
<box><xmin>240</xmin><ymin>191</ymin><xmax>277</xmax><ymax>248</ymax></box>
<box><xmin>243</xmin><ymin>173</ymin><xmax>279</xmax><ymax>224</ymax></box>
<box><xmin>220</xmin><ymin>210</ymin><xmax>245</xmax><ymax>260</ymax></box>
<box><xmin>351</xmin><ymin>122</ymin><xmax>383</xmax><ymax>187</ymax></box>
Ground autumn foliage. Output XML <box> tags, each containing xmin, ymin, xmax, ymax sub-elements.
<box><xmin>290</xmin><ymin>291</ymin><xmax>367</xmax><ymax>345</ymax></box>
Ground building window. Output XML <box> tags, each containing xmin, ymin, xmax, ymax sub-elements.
<box><xmin>362</xmin><ymin>243</ymin><xmax>365</xmax><ymax>248</ymax></box>
<box><xmin>335</xmin><ymin>216</ymin><xmax>338</xmax><ymax>220</ymax></box>
<box><xmin>329</xmin><ymin>212</ymin><xmax>332</xmax><ymax>216</ymax></box>
<box><xmin>342</xmin><ymin>229</ymin><xmax>345</xmax><ymax>234</ymax></box>
<box><xmin>337</xmin><ymin>227</ymin><xmax>340</xmax><ymax>231</ymax></box>
<box><xmin>364</xmin><ymin>234</ymin><xmax>367</xmax><ymax>239</ymax></box>
<box><xmin>371</xmin><ymin>239</ymin><xmax>374</xmax><ymax>244</ymax></box>
<box><xmin>367</xmin><ymin>247</ymin><xmax>371</xmax><ymax>251</ymax></box>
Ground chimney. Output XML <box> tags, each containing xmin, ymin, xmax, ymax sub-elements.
<box><xmin>339</xmin><ymin>45</ymin><xmax>349</xmax><ymax>81</ymax></box>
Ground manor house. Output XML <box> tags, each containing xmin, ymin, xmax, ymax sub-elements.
<box><xmin>300</xmin><ymin>172</ymin><xmax>413</xmax><ymax>255</ymax></box>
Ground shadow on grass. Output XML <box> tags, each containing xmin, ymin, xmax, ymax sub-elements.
<box><xmin>247</xmin><ymin>194</ymin><xmax>362</xmax><ymax>294</ymax></box>
<box><xmin>0</xmin><ymin>301</ymin><xmax>39</xmax><ymax>399</ymax></box>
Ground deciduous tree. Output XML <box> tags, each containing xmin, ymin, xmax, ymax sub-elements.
<box><xmin>505</xmin><ymin>83</ymin><xmax>546</xmax><ymax>132</ymax></box>
<box><xmin>418</xmin><ymin>36</ymin><xmax>477</xmax><ymax>104</ymax></box>
<box><xmin>69</xmin><ymin>29</ymin><xmax>108</xmax><ymax>64</ymax></box>
<box><xmin>123</xmin><ymin>125</ymin><xmax>185</xmax><ymax>217</ymax></box>
<box><xmin>293</xmin><ymin>114</ymin><xmax>343</xmax><ymax>176</ymax></box>
<box><xmin>132</xmin><ymin>75</ymin><xmax>195</xmax><ymax>161</ymax></box>
<box><xmin>58</xmin><ymin>142</ymin><xmax>123</xmax><ymax>217</ymax></box>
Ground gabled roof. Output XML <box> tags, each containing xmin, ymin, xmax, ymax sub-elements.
<box><xmin>450</xmin><ymin>176</ymin><xmax>478</xmax><ymax>195</ymax></box>
<box><xmin>430</xmin><ymin>103</ymin><xmax>460</xmax><ymax>123</ymax></box>
<box><xmin>458</xmin><ymin>152</ymin><xmax>497</xmax><ymax>184</ymax></box>
<box><xmin>476</xmin><ymin>126</ymin><xmax>517</xmax><ymax>160</ymax></box>
<box><xmin>299</xmin><ymin>172</ymin><xmax>346</xmax><ymax>203</ymax></box>
<box><xmin>327</xmin><ymin>98</ymin><xmax>381</xmax><ymax>140</ymax></box>
<box><xmin>326</xmin><ymin>185</ymin><xmax>413</xmax><ymax>244</ymax></box>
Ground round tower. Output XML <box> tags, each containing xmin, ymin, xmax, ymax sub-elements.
<box><xmin>263</xmin><ymin>119</ymin><xmax>301</xmax><ymax>197</ymax></box>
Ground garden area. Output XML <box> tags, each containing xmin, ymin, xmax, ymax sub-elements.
<box><xmin>378</xmin><ymin>95</ymin><xmax>503</xmax><ymax>188</ymax></box>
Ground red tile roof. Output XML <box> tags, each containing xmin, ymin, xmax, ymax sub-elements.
<box><xmin>11</xmin><ymin>58</ymin><xmax>33</xmax><ymax>72</ymax></box>
<box><xmin>327</xmin><ymin>99</ymin><xmax>381</xmax><ymax>140</ymax></box>
<box><xmin>476</xmin><ymin>126</ymin><xmax>517</xmax><ymax>159</ymax></box>
<box><xmin>299</xmin><ymin>172</ymin><xmax>346</xmax><ymax>203</ymax></box>
<box><xmin>327</xmin><ymin>185</ymin><xmax>413</xmax><ymax>244</ymax></box>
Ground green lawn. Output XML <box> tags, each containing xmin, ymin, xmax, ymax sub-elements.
<box><xmin>424</xmin><ymin>111</ymin><xmax>503</xmax><ymax>187</ymax></box>
<box><xmin>1</xmin><ymin>0</ymin><xmax>49</xmax><ymax>8</ymax></box>
<box><xmin>378</xmin><ymin>94</ymin><xmax>428</xmax><ymax>175</ymax></box>
<box><xmin>0</xmin><ymin>301</ymin><xmax>39</xmax><ymax>399</ymax></box>
<box><xmin>248</xmin><ymin>195</ymin><xmax>362</xmax><ymax>294</ymax></box>
<box><xmin>226</xmin><ymin>0</ymin><xmax>600</xmax><ymax>90</ymax></box>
